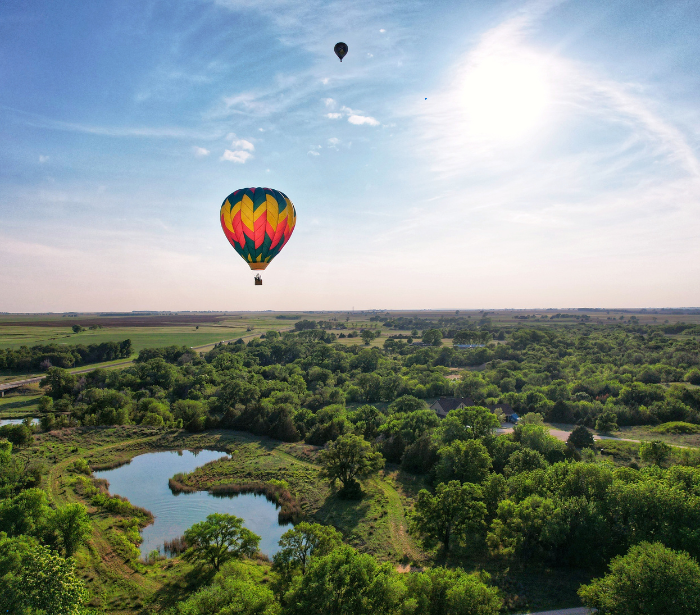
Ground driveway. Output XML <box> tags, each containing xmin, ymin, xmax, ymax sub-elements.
<box><xmin>497</xmin><ymin>424</ymin><xmax>640</xmax><ymax>446</ymax></box>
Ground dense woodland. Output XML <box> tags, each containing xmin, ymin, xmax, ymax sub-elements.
<box><xmin>2</xmin><ymin>321</ymin><xmax>700</xmax><ymax>613</ymax></box>
<box><xmin>0</xmin><ymin>339</ymin><xmax>132</xmax><ymax>373</ymax></box>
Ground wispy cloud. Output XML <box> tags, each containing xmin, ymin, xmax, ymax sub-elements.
<box><xmin>326</xmin><ymin>113</ymin><xmax>342</xmax><ymax>119</ymax></box>
<box><xmin>38</xmin><ymin>155</ymin><xmax>49</xmax><ymax>163</ymax></box>
<box><xmin>193</xmin><ymin>146</ymin><xmax>210</xmax><ymax>157</ymax></box>
<box><xmin>2</xmin><ymin>104</ymin><xmax>223</xmax><ymax>140</ymax></box>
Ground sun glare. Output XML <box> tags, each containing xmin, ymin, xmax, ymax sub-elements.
<box><xmin>461</xmin><ymin>55</ymin><xmax>550</xmax><ymax>140</ymax></box>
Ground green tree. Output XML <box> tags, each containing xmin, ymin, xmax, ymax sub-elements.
<box><xmin>439</xmin><ymin>406</ymin><xmax>499</xmax><ymax>444</ymax></box>
<box><xmin>487</xmin><ymin>495</ymin><xmax>567</xmax><ymax>561</ymax></box>
<box><xmin>273</xmin><ymin>522</ymin><xmax>342</xmax><ymax>578</ymax></box>
<box><xmin>361</xmin><ymin>330</ymin><xmax>375</xmax><ymax>345</ymax></box>
<box><xmin>0</xmin><ymin>537</ymin><xmax>89</xmax><ymax>615</ymax></box>
<box><xmin>435</xmin><ymin>439</ymin><xmax>492</xmax><ymax>485</ymax></box>
<box><xmin>504</xmin><ymin>448</ymin><xmax>548</xmax><ymax>476</ymax></box>
<box><xmin>40</xmin><ymin>367</ymin><xmax>77</xmax><ymax>400</ymax></box>
<box><xmin>422</xmin><ymin>329</ymin><xmax>443</xmax><ymax>346</ymax></box>
<box><xmin>567</xmin><ymin>425</ymin><xmax>595</xmax><ymax>449</ymax></box>
<box><xmin>184</xmin><ymin>513</ymin><xmax>260</xmax><ymax>571</ymax></box>
<box><xmin>49</xmin><ymin>503</ymin><xmax>92</xmax><ymax>557</ymax></box>
<box><xmin>596</xmin><ymin>410</ymin><xmax>619</xmax><ymax>433</ymax></box>
<box><xmin>389</xmin><ymin>395</ymin><xmax>427</xmax><ymax>414</ymax></box>
<box><xmin>411</xmin><ymin>481</ymin><xmax>486</xmax><ymax>555</ymax></box>
<box><xmin>318</xmin><ymin>434</ymin><xmax>384</xmax><ymax>496</ymax></box>
<box><xmin>0</xmin><ymin>487</ymin><xmax>50</xmax><ymax>537</ymax></box>
<box><xmin>404</xmin><ymin>567</ymin><xmax>502</xmax><ymax>615</ymax></box>
<box><xmin>176</xmin><ymin>562</ymin><xmax>279</xmax><ymax>615</ymax></box>
<box><xmin>0</xmin><ymin>423</ymin><xmax>32</xmax><ymax>447</ymax></box>
<box><xmin>283</xmin><ymin>545</ymin><xmax>404</xmax><ymax>615</ymax></box>
<box><xmin>639</xmin><ymin>440</ymin><xmax>672</xmax><ymax>466</ymax></box>
<box><xmin>579</xmin><ymin>542</ymin><xmax>700</xmax><ymax>615</ymax></box>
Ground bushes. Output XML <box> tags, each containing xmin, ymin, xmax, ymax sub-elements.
<box><xmin>653</xmin><ymin>421</ymin><xmax>700</xmax><ymax>434</ymax></box>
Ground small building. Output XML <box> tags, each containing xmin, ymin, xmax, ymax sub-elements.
<box><xmin>430</xmin><ymin>397</ymin><xmax>519</xmax><ymax>423</ymax></box>
<box><xmin>487</xmin><ymin>403</ymin><xmax>519</xmax><ymax>424</ymax></box>
<box><xmin>429</xmin><ymin>397</ymin><xmax>475</xmax><ymax>419</ymax></box>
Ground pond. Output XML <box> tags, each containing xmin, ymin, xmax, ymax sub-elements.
<box><xmin>94</xmin><ymin>449</ymin><xmax>290</xmax><ymax>559</ymax></box>
<box><xmin>0</xmin><ymin>417</ymin><xmax>38</xmax><ymax>426</ymax></box>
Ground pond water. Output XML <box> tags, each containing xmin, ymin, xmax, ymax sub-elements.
<box><xmin>94</xmin><ymin>449</ymin><xmax>289</xmax><ymax>559</ymax></box>
<box><xmin>0</xmin><ymin>417</ymin><xmax>38</xmax><ymax>426</ymax></box>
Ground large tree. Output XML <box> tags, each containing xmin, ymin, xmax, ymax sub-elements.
<box><xmin>184</xmin><ymin>513</ymin><xmax>260</xmax><ymax>571</ymax></box>
<box><xmin>435</xmin><ymin>439</ymin><xmax>493</xmax><ymax>485</ymax></box>
<box><xmin>639</xmin><ymin>440</ymin><xmax>672</xmax><ymax>466</ymax></box>
<box><xmin>411</xmin><ymin>481</ymin><xmax>487</xmax><ymax>555</ymax></box>
<box><xmin>567</xmin><ymin>425</ymin><xmax>595</xmax><ymax>449</ymax></box>
<box><xmin>283</xmin><ymin>545</ymin><xmax>404</xmax><ymax>615</ymax></box>
<box><xmin>49</xmin><ymin>502</ymin><xmax>92</xmax><ymax>557</ymax></box>
<box><xmin>579</xmin><ymin>542</ymin><xmax>700</xmax><ymax>615</ymax></box>
<box><xmin>439</xmin><ymin>406</ymin><xmax>499</xmax><ymax>444</ymax></box>
<box><xmin>318</xmin><ymin>434</ymin><xmax>384</xmax><ymax>495</ymax></box>
<box><xmin>273</xmin><ymin>522</ymin><xmax>342</xmax><ymax>578</ymax></box>
<box><xmin>404</xmin><ymin>567</ymin><xmax>502</xmax><ymax>615</ymax></box>
<box><xmin>0</xmin><ymin>537</ymin><xmax>89</xmax><ymax>615</ymax></box>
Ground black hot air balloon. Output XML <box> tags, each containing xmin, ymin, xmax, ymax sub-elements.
<box><xmin>334</xmin><ymin>42</ymin><xmax>348</xmax><ymax>62</ymax></box>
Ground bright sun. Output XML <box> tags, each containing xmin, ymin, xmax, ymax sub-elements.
<box><xmin>461</xmin><ymin>55</ymin><xmax>550</xmax><ymax>140</ymax></box>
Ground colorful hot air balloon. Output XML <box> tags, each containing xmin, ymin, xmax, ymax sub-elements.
<box><xmin>334</xmin><ymin>42</ymin><xmax>348</xmax><ymax>62</ymax></box>
<box><xmin>220</xmin><ymin>188</ymin><xmax>297</xmax><ymax>283</ymax></box>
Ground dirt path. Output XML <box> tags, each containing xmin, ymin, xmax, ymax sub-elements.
<box><xmin>45</xmin><ymin>434</ymin><xmax>165</xmax><ymax>599</ymax></box>
<box><xmin>497</xmin><ymin>425</ymin><xmax>662</xmax><ymax>447</ymax></box>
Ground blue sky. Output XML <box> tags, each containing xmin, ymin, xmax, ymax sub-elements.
<box><xmin>1</xmin><ymin>0</ymin><xmax>699</xmax><ymax>312</ymax></box>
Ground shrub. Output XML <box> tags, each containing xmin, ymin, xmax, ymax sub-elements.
<box><xmin>653</xmin><ymin>421</ymin><xmax>700</xmax><ymax>434</ymax></box>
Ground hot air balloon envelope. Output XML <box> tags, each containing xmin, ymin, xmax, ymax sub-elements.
<box><xmin>334</xmin><ymin>42</ymin><xmax>348</xmax><ymax>62</ymax></box>
<box><xmin>220</xmin><ymin>187</ymin><xmax>297</xmax><ymax>271</ymax></box>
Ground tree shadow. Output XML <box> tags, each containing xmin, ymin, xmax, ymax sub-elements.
<box><xmin>150</xmin><ymin>561</ymin><xmax>216</xmax><ymax>610</ymax></box>
<box><xmin>314</xmin><ymin>484</ymin><xmax>372</xmax><ymax>536</ymax></box>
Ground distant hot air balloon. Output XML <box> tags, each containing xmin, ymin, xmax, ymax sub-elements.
<box><xmin>220</xmin><ymin>187</ymin><xmax>297</xmax><ymax>285</ymax></box>
<box><xmin>334</xmin><ymin>42</ymin><xmax>348</xmax><ymax>62</ymax></box>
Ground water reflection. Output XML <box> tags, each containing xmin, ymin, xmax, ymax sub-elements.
<box><xmin>94</xmin><ymin>449</ymin><xmax>289</xmax><ymax>558</ymax></box>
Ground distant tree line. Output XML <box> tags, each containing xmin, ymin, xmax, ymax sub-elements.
<box><xmin>0</xmin><ymin>340</ymin><xmax>132</xmax><ymax>373</ymax></box>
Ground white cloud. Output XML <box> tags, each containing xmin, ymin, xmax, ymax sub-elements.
<box><xmin>367</xmin><ymin>53</ymin><xmax>374</xmax><ymax>58</ymax></box>
<box><xmin>348</xmin><ymin>115</ymin><xmax>380</xmax><ymax>126</ymax></box>
<box><xmin>379</xmin><ymin>28</ymin><xmax>385</xmax><ymax>33</ymax></box>
<box><xmin>231</xmin><ymin>138</ymin><xmax>254</xmax><ymax>151</ymax></box>
<box><xmin>193</xmin><ymin>146</ymin><xmax>210</xmax><ymax>157</ymax></box>
<box><xmin>308</xmin><ymin>150</ymin><xmax>320</xmax><ymax>156</ymax></box>
<box><xmin>221</xmin><ymin>149</ymin><xmax>252</xmax><ymax>163</ymax></box>
<box><xmin>327</xmin><ymin>137</ymin><xmax>340</xmax><ymax>150</ymax></box>
<box><xmin>322</xmin><ymin>98</ymin><xmax>336</xmax><ymax>109</ymax></box>
<box><xmin>326</xmin><ymin>113</ymin><xmax>342</xmax><ymax>119</ymax></box>
<box><xmin>39</xmin><ymin>155</ymin><xmax>49</xmax><ymax>163</ymax></box>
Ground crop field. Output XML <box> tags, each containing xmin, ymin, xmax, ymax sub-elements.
<box><xmin>2</xmin><ymin>308</ymin><xmax>698</xmax><ymax>352</ymax></box>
